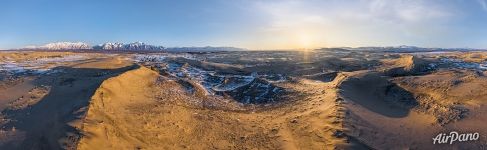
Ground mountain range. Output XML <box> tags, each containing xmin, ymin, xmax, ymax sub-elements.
<box><xmin>22</xmin><ymin>42</ymin><xmax>245</xmax><ymax>51</ymax></box>
<box><xmin>24</xmin><ymin>42</ymin><xmax>91</xmax><ymax>50</ymax></box>
<box><xmin>20</xmin><ymin>42</ymin><xmax>482</xmax><ymax>52</ymax></box>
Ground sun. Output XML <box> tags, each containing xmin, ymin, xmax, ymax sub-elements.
<box><xmin>296</xmin><ymin>32</ymin><xmax>317</xmax><ymax>50</ymax></box>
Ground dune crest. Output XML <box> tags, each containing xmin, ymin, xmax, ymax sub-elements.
<box><xmin>77</xmin><ymin>66</ymin><xmax>368</xmax><ymax>149</ymax></box>
<box><xmin>78</xmin><ymin>66</ymin><xmax>159</xmax><ymax>149</ymax></box>
<box><xmin>381</xmin><ymin>55</ymin><xmax>431</xmax><ymax>76</ymax></box>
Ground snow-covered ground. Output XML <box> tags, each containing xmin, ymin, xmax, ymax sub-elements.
<box><xmin>135</xmin><ymin>54</ymin><xmax>282</xmax><ymax>103</ymax></box>
<box><xmin>439</xmin><ymin>58</ymin><xmax>487</xmax><ymax>71</ymax></box>
<box><xmin>0</xmin><ymin>55</ymin><xmax>88</xmax><ymax>74</ymax></box>
<box><xmin>162</xmin><ymin>62</ymin><xmax>256</xmax><ymax>95</ymax></box>
<box><xmin>133</xmin><ymin>53</ymin><xmax>196</xmax><ymax>62</ymax></box>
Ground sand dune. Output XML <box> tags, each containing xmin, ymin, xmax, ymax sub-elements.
<box><xmin>1</xmin><ymin>50</ymin><xmax>486</xmax><ymax>149</ymax></box>
<box><xmin>76</xmin><ymin>66</ymin><xmax>371</xmax><ymax>149</ymax></box>
<box><xmin>338</xmin><ymin>71</ymin><xmax>417</xmax><ymax>118</ymax></box>
<box><xmin>380</xmin><ymin>55</ymin><xmax>431</xmax><ymax>76</ymax></box>
<box><xmin>337</xmin><ymin>69</ymin><xmax>487</xmax><ymax>149</ymax></box>
<box><xmin>0</xmin><ymin>55</ymin><xmax>134</xmax><ymax>150</ymax></box>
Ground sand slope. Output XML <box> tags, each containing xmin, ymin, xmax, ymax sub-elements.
<box><xmin>77</xmin><ymin>66</ymin><xmax>368</xmax><ymax>149</ymax></box>
<box><xmin>78</xmin><ymin>66</ymin><xmax>281</xmax><ymax>149</ymax></box>
<box><xmin>380</xmin><ymin>55</ymin><xmax>430</xmax><ymax>76</ymax></box>
<box><xmin>78</xmin><ymin>66</ymin><xmax>161</xmax><ymax>149</ymax></box>
<box><xmin>0</xmin><ymin>56</ymin><xmax>134</xmax><ymax>150</ymax></box>
<box><xmin>3</xmin><ymin>51</ymin><xmax>486</xmax><ymax>149</ymax></box>
<box><xmin>337</xmin><ymin>70</ymin><xmax>487</xmax><ymax>149</ymax></box>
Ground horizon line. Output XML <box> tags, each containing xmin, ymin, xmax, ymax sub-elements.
<box><xmin>2</xmin><ymin>41</ymin><xmax>487</xmax><ymax>51</ymax></box>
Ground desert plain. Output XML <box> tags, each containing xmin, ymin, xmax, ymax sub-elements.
<box><xmin>0</xmin><ymin>49</ymin><xmax>486</xmax><ymax>149</ymax></box>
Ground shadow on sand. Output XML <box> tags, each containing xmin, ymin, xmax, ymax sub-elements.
<box><xmin>0</xmin><ymin>65</ymin><xmax>138</xmax><ymax>150</ymax></box>
<box><xmin>340</xmin><ymin>75</ymin><xmax>418</xmax><ymax>118</ymax></box>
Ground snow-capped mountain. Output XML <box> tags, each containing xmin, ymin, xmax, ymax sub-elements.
<box><xmin>127</xmin><ymin>42</ymin><xmax>164</xmax><ymax>50</ymax></box>
<box><xmin>25</xmin><ymin>42</ymin><xmax>91</xmax><ymax>50</ymax></box>
<box><xmin>19</xmin><ymin>41</ymin><xmax>246</xmax><ymax>52</ymax></box>
<box><xmin>99</xmin><ymin>42</ymin><xmax>124</xmax><ymax>50</ymax></box>
<box><xmin>94</xmin><ymin>42</ymin><xmax>165</xmax><ymax>50</ymax></box>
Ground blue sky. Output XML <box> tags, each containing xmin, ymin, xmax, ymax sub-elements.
<box><xmin>1</xmin><ymin>0</ymin><xmax>487</xmax><ymax>49</ymax></box>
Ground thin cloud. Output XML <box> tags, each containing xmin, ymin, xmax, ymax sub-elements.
<box><xmin>478</xmin><ymin>0</ymin><xmax>487</xmax><ymax>11</ymax></box>
<box><xmin>250</xmin><ymin>0</ymin><xmax>456</xmax><ymax>48</ymax></box>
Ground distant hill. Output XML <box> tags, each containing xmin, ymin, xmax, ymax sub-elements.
<box><xmin>338</xmin><ymin>45</ymin><xmax>482</xmax><ymax>52</ymax></box>
<box><xmin>20</xmin><ymin>42</ymin><xmax>246</xmax><ymax>52</ymax></box>
<box><xmin>23</xmin><ymin>42</ymin><xmax>91</xmax><ymax>50</ymax></box>
<box><xmin>165</xmin><ymin>46</ymin><xmax>246</xmax><ymax>52</ymax></box>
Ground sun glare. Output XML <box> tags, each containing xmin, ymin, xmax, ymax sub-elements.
<box><xmin>296</xmin><ymin>32</ymin><xmax>317</xmax><ymax>50</ymax></box>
